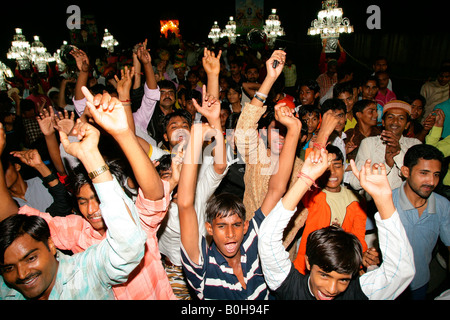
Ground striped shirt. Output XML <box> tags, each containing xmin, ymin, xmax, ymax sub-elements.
<box><xmin>181</xmin><ymin>208</ymin><xmax>271</xmax><ymax>300</ymax></box>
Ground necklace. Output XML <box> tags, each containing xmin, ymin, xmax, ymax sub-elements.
<box><xmin>414</xmin><ymin>199</ymin><xmax>427</xmax><ymax>209</ymax></box>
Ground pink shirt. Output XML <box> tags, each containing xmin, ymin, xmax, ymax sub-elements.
<box><xmin>19</xmin><ymin>179</ymin><xmax>176</xmax><ymax>300</ymax></box>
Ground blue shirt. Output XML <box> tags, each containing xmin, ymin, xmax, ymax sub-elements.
<box><xmin>393</xmin><ymin>182</ymin><xmax>450</xmax><ymax>290</ymax></box>
<box><xmin>181</xmin><ymin>208</ymin><xmax>271</xmax><ymax>300</ymax></box>
<box><xmin>434</xmin><ymin>99</ymin><xmax>450</xmax><ymax>138</ymax></box>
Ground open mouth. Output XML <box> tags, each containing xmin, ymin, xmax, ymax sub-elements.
<box><xmin>317</xmin><ymin>290</ymin><xmax>335</xmax><ymax>300</ymax></box>
<box><xmin>88</xmin><ymin>211</ymin><xmax>103</xmax><ymax>223</ymax></box>
<box><xmin>224</xmin><ymin>242</ymin><xmax>237</xmax><ymax>254</ymax></box>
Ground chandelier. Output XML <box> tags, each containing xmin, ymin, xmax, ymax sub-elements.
<box><xmin>7</xmin><ymin>28</ymin><xmax>31</xmax><ymax>70</ymax></box>
<box><xmin>307</xmin><ymin>0</ymin><xmax>354</xmax><ymax>53</ymax></box>
<box><xmin>101</xmin><ymin>29</ymin><xmax>119</xmax><ymax>53</ymax></box>
<box><xmin>53</xmin><ymin>41</ymin><xmax>68</xmax><ymax>71</ymax></box>
<box><xmin>30</xmin><ymin>35</ymin><xmax>55</xmax><ymax>73</ymax></box>
<box><xmin>221</xmin><ymin>16</ymin><xmax>238</xmax><ymax>44</ymax></box>
<box><xmin>0</xmin><ymin>61</ymin><xmax>13</xmax><ymax>90</ymax></box>
<box><xmin>208</xmin><ymin>21</ymin><xmax>222</xmax><ymax>44</ymax></box>
<box><xmin>263</xmin><ymin>9</ymin><xmax>285</xmax><ymax>48</ymax></box>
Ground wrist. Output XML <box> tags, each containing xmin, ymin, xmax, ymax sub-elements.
<box><xmin>78</xmin><ymin>149</ymin><xmax>105</xmax><ymax>172</ymax></box>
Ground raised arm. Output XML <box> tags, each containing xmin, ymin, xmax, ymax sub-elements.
<box><xmin>59</xmin><ymin>119</ymin><xmax>146</xmax><ymax>285</ymax></box>
<box><xmin>71</xmin><ymin>48</ymin><xmax>90</xmax><ymax>102</ymax></box>
<box><xmin>0</xmin><ymin>123</ymin><xmax>19</xmax><ymax>221</ymax></box>
<box><xmin>82</xmin><ymin>87</ymin><xmax>164</xmax><ymax>201</ymax></box>
<box><xmin>192</xmin><ymin>85</ymin><xmax>227</xmax><ymax>174</ymax></box>
<box><xmin>202</xmin><ymin>47</ymin><xmax>221</xmax><ymax>99</ymax></box>
<box><xmin>178</xmin><ymin>122</ymin><xmax>216</xmax><ymax>264</ymax></box>
<box><xmin>114</xmin><ymin>66</ymin><xmax>136</xmax><ymax>134</ymax></box>
<box><xmin>258</xmin><ymin>149</ymin><xmax>330</xmax><ymax>291</ymax></box>
<box><xmin>350</xmin><ymin>159</ymin><xmax>415</xmax><ymax>300</ymax></box>
<box><xmin>260</xmin><ymin>103</ymin><xmax>301</xmax><ymax>215</ymax></box>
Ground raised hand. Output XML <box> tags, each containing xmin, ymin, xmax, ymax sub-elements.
<box><xmin>36</xmin><ymin>108</ymin><xmax>56</xmax><ymax>136</ymax></box>
<box><xmin>115</xmin><ymin>65</ymin><xmax>135</xmax><ymax>99</ymax></box>
<box><xmin>266</xmin><ymin>50</ymin><xmax>286</xmax><ymax>79</ymax></box>
<box><xmin>136</xmin><ymin>39</ymin><xmax>152</xmax><ymax>65</ymax></box>
<box><xmin>202</xmin><ymin>48</ymin><xmax>222</xmax><ymax>76</ymax></box>
<box><xmin>70</xmin><ymin>48</ymin><xmax>90</xmax><ymax>72</ymax></box>
<box><xmin>274</xmin><ymin>103</ymin><xmax>301</xmax><ymax>133</ymax></box>
<box><xmin>192</xmin><ymin>85</ymin><xmax>221</xmax><ymax>126</ymax></box>
<box><xmin>10</xmin><ymin>149</ymin><xmax>44</xmax><ymax>168</ymax></box>
<box><xmin>300</xmin><ymin>147</ymin><xmax>331</xmax><ymax>182</ymax></box>
<box><xmin>82</xmin><ymin>86</ymin><xmax>130</xmax><ymax>136</ymax></box>
<box><xmin>59</xmin><ymin>119</ymin><xmax>100</xmax><ymax>161</ymax></box>
<box><xmin>350</xmin><ymin>159</ymin><xmax>391</xmax><ymax>199</ymax></box>
<box><xmin>54</xmin><ymin>109</ymin><xmax>75</xmax><ymax>136</ymax></box>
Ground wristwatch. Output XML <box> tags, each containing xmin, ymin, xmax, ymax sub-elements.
<box><xmin>88</xmin><ymin>164</ymin><xmax>110</xmax><ymax>180</ymax></box>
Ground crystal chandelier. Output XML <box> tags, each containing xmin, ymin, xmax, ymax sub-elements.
<box><xmin>101</xmin><ymin>29</ymin><xmax>119</xmax><ymax>53</ymax></box>
<box><xmin>53</xmin><ymin>41</ymin><xmax>68</xmax><ymax>71</ymax></box>
<box><xmin>30</xmin><ymin>35</ymin><xmax>55</xmax><ymax>73</ymax></box>
<box><xmin>307</xmin><ymin>0</ymin><xmax>354</xmax><ymax>53</ymax></box>
<box><xmin>263</xmin><ymin>9</ymin><xmax>285</xmax><ymax>48</ymax></box>
<box><xmin>0</xmin><ymin>61</ymin><xmax>13</xmax><ymax>90</ymax></box>
<box><xmin>208</xmin><ymin>21</ymin><xmax>221</xmax><ymax>44</ymax></box>
<box><xmin>221</xmin><ymin>17</ymin><xmax>238</xmax><ymax>44</ymax></box>
<box><xmin>7</xmin><ymin>28</ymin><xmax>31</xmax><ymax>70</ymax></box>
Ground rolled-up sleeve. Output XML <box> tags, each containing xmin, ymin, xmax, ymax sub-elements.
<box><xmin>133</xmin><ymin>83</ymin><xmax>160</xmax><ymax>132</ymax></box>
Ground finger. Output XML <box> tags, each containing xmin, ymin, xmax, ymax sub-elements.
<box><xmin>100</xmin><ymin>92</ymin><xmax>112</xmax><ymax>111</ymax></box>
<box><xmin>81</xmin><ymin>86</ymin><xmax>95</xmax><ymax>103</ymax></box>
<box><xmin>59</xmin><ymin>130</ymin><xmax>71</xmax><ymax>151</ymax></box>
<box><xmin>349</xmin><ymin>159</ymin><xmax>360</xmax><ymax>179</ymax></box>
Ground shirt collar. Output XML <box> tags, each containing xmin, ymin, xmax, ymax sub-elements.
<box><xmin>399</xmin><ymin>181</ymin><xmax>437</xmax><ymax>214</ymax></box>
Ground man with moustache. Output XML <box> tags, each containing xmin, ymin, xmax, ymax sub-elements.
<box><xmin>394</xmin><ymin>144</ymin><xmax>450</xmax><ymax>300</ymax></box>
<box><xmin>349</xmin><ymin>100</ymin><xmax>422</xmax><ymax>192</ymax></box>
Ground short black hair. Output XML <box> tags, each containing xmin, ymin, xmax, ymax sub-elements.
<box><xmin>0</xmin><ymin>214</ymin><xmax>51</xmax><ymax>264</ymax></box>
<box><xmin>403</xmin><ymin>144</ymin><xmax>444</xmax><ymax>171</ymax></box>
<box><xmin>353</xmin><ymin>99</ymin><xmax>377</xmax><ymax>119</ymax></box>
<box><xmin>205</xmin><ymin>193</ymin><xmax>246</xmax><ymax>225</ymax></box>
<box><xmin>306</xmin><ymin>226</ymin><xmax>363</xmax><ymax>276</ymax></box>
<box><xmin>333</xmin><ymin>80</ymin><xmax>357</xmax><ymax>99</ymax></box>
<box><xmin>321</xmin><ymin>98</ymin><xmax>347</xmax><ymax>115</ymax></box>
<box><xmin>326</xmin><ymin>144</ymin><xmax>344</xmax><ymax>164</ymax></box>
<box><xmin>162</xmin><ymin>109</ymin><xmax>193</xmax><ymax>134</ymax></box>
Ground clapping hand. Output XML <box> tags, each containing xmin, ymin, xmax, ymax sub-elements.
<box><xmin>192</xmin><ymin>85</ymin><xmax>221</xmax><ymax>126</ymax></box>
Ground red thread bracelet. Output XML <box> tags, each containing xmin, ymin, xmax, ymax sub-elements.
<box><xmin>297</xmin><ymin>172</ymin><xmax>318</xmax><ymax>189</ymax></box>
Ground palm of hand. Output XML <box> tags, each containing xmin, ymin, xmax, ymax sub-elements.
<box><xmin>38</xmin><ymin>117</ymin><xmax>54</xmax><ymax>135</ymax></box>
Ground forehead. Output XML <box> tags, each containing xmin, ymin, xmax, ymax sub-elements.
<box><xmin>213</xmin><ymin>212</ymin><xmax>243</xmax><ymax>225</ymax></box>
<box><xmin>364</xmin><ymin>80</ymin><xmax>377</xmax><ymax>87</ymax></box>
<box><xmin>167</xmin><ymin>115</ymin><xmax>188</xmax><ymax>125</ymax></box>
<box><xmin>385</xmin><ymin>109</ymin><xmax>408</xmax><ymax>117</ymax></box>
<box><xmin>4</xmin><ymin>234</ymin><xmax>42</xmax><ymax>263</ymax></box>
<box><xmin>77</xmin><ymin>183</ymin><xmax>96</xmax><ymax>198</ymax></box>
<box><xmin>411</xmin><ymin>158</ymin><xmax>442</xmax><ymax>172</ymax></box>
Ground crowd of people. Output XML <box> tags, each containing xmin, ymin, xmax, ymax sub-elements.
<box><xmin>0</xmin><ymin>28</ymin><xmax>449</xmax><ymax>302</ymax></box>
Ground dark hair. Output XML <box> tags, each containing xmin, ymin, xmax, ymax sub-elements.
<box><xmin>336</xmin><ymin>63</ymin><xmax>354</xmax><ymax>81</ymax></box>
<box><xmin>298</xmin><ymin>104</ymin><xmax>321</xmax><ymax>119</ymax></box>
<box><xmin>162</xmin><ymin>109</ymin><xmax>193</xmax><ymax>134</ymax></box>
<box><xmin>333</xmin><ymin>80</ymin><xmax>357</xmax><ymax>99</ymax></box>
<box><xmin>403</xmin><ymin>144</ymin><xmax>444</xmax><ymax>171</ymax></box>
<box><xmin>0</xmin><ymin>214</ymin><xmax>51</xmax><ymax>263</ymax></box>
<box><xmin>257</xmin><ymin>106</ymin><xmax>275</xmax><ymax>130</ymax></box>
<box><xmin>21</xmin><ymin>99</ymin><xmax>36</xmax><ymax>113</ymax></box>
<box><xmin>158</xmin><ymin>79</ymin><xmax>177</xmax><ymax>92</ymax></box>
<box><xmin>402</xmin><ymin>93</ymin><xmax>426</xmax><ymax>107</ymax></box>
<box><xmin>326</xmin><ymin>144</ymin><xmax>344</xmax><ymax>164</ymax></box>
<box><xmin>321</xmin><ymin>98</ymin><xmax>347</xmax><ymax>115</ymax></box>
<box><xmin>227</xmin><ymin>82</ymin><xmax>242</xmax><ymax>96</ymax></box>
<box><xmin>306</xmin><ymin>225</ymin><xmax>363</xmax><ymax>276</ymax></box>
<box><xmin>297</xmin><ymin>79</ymin><xmax>320</xmax><ymax>94</ymax></box>
<box><xmin>360</xmin><ymin>74</ymin><xmax>379</xmax><ymax>88</ymax></box>
<box><xmin>353</xmin><ymin>99</ymin><xmax>377</xmax><ymax>119</ymax></box>
<box><xmin>205</xmin><ymin>193</ymin><xmax>246</xmax><ymax>224</ymax></box>
<box><xmin>155</xmin><ymin>154</ymin><xmax>173</xmax><ymax>174</ymax></box>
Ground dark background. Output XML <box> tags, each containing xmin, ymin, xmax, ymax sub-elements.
<box><xmin>1</xmin><ymin>0</ymin><xmax>449</xmax><ymax>97</ymax></box>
